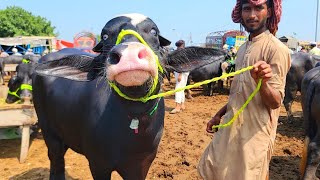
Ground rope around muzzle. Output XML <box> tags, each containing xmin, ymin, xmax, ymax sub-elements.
<box><xmin>7</xmin><ymin>84</ymin><xmax>33</xmax><ymax>99</ymax></box>
<box><xmin>108</xmin><ymin>29</ymin><xmax>164</xmax><ymax>102</ymax></box>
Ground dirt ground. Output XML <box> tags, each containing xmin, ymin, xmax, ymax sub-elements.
<box><xmin>0</xmin><ymin>81</ymin><xmax>305</xmax><ymax>180</ymax></box>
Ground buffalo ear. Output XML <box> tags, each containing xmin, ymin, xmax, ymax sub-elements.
<box><xmin>92</xmin><ymin>41</ymin><xmax>103</xmax><ymax>53</ymax></box>
<box><xmin>159</xmin><ymin>35</ymin><xmax>171</xmax><ymax>47</ymax></box>
<box><xmin>166</xmin><ymin>47</ymin><xmax>227</xmax><ymax>72</ymax></box>
<box><xmin>34</xmin><ymin>55</ymin><xmax>97</xmax><ymax>81</ymax></box>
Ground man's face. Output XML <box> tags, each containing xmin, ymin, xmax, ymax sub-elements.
<box><xmin>241</xmin><ymin>2</ymin><xmax>271</xmax><ymax>34</ymax></box>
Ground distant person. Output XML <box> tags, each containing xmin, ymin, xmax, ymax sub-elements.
<box><xmin>170</xmin><ymin>40</ymin><xmax>190</xmax><ymax>114</ymax></box>
<box><xmin>11</xmin><ymin>47</ymin><xmax>22</xmax><ymax>56</ymax></box>
<box><xmin>25</xmin><ymin>48</ymin><xmax>35</xmax><ymax>55</ymax></box>
<box><xmin>229</xmin><ymin>46</ymin><xmax>237</xmax><ymax>59</ymax></box>
<box><xmin>0</xmin><ymin>49</ymin><xmax>9</xmax><ymax>57</ymax></box>
<box><xmin>300</xmin><ymin>46</ymin><xmax>307</xmax><ymax>53</ymax></box>
<box><xmin>309</xmin><ymin>42</ymin><xmax>320</xmax><ymax>55</ymax></box>
<box><xmin>42</xmin><ymin>49</ymin><xmax>49</xmax><ymax>56</ymax></box>
<box><xmin>222</xmin><ymin>44</ymin><xmax>229</xmax><ymax>54</ymax></box>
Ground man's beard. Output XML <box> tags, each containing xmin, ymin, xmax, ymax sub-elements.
<box><xmin>243</xmin><ymin>18</ymin><xmax>268</xmax><ymax>34</ymax></box>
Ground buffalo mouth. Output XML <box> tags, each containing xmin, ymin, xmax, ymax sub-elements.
<box><xmin>114</xmin><ymin>76</ymin><xmax>155</xmax><ymax>99</ymax></box>
<box><xmin>114</xmin><ymin>70</ymin><xmax>152</xmax><ymax>87</ymax></box>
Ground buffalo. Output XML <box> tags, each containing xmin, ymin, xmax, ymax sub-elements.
<box><xmin>187</xmin><ymin>59</ymin><xmax>224</xmax><ymax>96</ymax></box>
<box><xmin>5</xmin><ymin>48</ymin><xmax>97</xmax><ymax>104</ymax></box>
<box><xmin>32</xmin><ymin>13</ymin><xmax>226</xmax><ymax>179</ymax></box>
<box><xmin>0</xmin><ymin>54</ymin><xmax>40</xmax><ymax>85</ymax></box>
<box><xmin>164</xmin><ymin>49</ymin><xmax>231</xmax><ymax>96</ymax></box>
<box><xmin>1</xmin><ymin>54</ymin><xmax>41</xmax><ymax>64</ymax></box>
<box><xmin>300</xmin><ymin>66</ymin><xmax>320</xmax><ymax>179</ymax></box>
<box><xmin>283</xmin><ymin>52</ymin><xmax>320</xmax><ymax>122</ymax></box>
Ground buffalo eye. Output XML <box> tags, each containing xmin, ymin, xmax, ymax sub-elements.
<box><xmin>150</xmin><ymin>29</ymin><xmax>158</xmax><ymax>36</ymax></box>
<box><xmin>102</xmin><ymin>34</ymin><xmax>109</xmax><ymax>40</ymax></box>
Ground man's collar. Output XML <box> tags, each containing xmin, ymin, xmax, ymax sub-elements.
<box><xmin>249</xmin><ymin>30</ymin><xmax>271</xmax><ymax>42</ymax></box>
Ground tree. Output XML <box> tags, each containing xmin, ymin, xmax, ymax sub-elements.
<box><xmin>0</xmin><ymin>6</ymin><xmax>56</xmax><ymax>37</ymax></box>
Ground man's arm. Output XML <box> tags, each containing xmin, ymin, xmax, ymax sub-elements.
<box><xmin>206</xmin><ymin>104</ymin><xmax>228</xmax><ymax>133</ymax></box>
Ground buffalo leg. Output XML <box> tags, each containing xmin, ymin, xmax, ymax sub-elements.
<box><xmin>209</xmin><ymin>82</ymin><xmax>218</xmax><ymax>96</ymax></box>
<box><xmin>44</xmin><ymin>135</ymin><xmax>68</xmax><ymax>180</ymax></box>
<box><xmin>203</xmin><ymin>84</ymin><xmax>210</xmax><ymax>96</ymax></box>
<box><xmin>284</xmin><ymin>101</ymin><xmax>294</xmax><ymax>123</ymax></box>
<box><xmin>303</xmin><ymin>135</ymin><xmax>320</xmax><ymax>180</ymax></box>
<box><xmin>283</xmin><ymin>87</ymin><xmax>297</xmax><ymax>123</ymax></box>
<box><xmin>88</xmin><ymin>161</ymin><xmax>111</xmax><ymax>180</ymax></box>
<box><xmin>164</xmin><ymin>71</ymin><xmax>172</xmax><ymax>85</ymax></box>
<box><xmin>204</xmin><ymin>83</ymin><xmax>214</xmax><ymax>96</ymax></box>
<box><xmin>118</xmin><ymin>154</ymin><xmax>156</xmax><ymax>180</ymax></box>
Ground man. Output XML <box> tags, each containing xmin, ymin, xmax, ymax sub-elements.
<box><xmin>170</xmin><ymin>40</ymin><xmax>190</xmax><ymax>113</ymax></box>
<box><xmin>198</xmin><ymin>0</ymin><xmax>291</xmax><ymax>179</ymax></box>
<box><xmin>25</xmin><ymin>48</ymin><xmax>35</xmax><ymax>55</ymax></box>
<box><xmin>0</xmin><ymin>49</ymin><xmax>9</xmax><ymax>57</ymax></box>
<box><xmin>11</xmin><ymin>47</ymin><xmax>22</xmax><ymax>56</ymax></box>
<box><xmin>309</xmin><ymin>42</ymin><xmax>320</xmax><ymax>55</ymax></box>
<box><xmin>299</xmin><ymin>46</ymin><xmax>307</xmax><ymax>53</ymax></box>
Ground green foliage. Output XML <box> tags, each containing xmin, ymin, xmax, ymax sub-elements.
<box><xmin>96</xmin><ymin>34</ymin><xmax>101</xmax><ymax>42</ymax></box>
<box><xmin>0</xmin><ymin>6</ymin><xmax>56</xmax><ymax>37</ymax></box>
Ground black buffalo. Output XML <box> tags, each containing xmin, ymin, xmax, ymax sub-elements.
<box><xmin>1</xmin><ymin>54</ymin><xmax>41</xmax><ymax>64</ymax></box>
<box><xmin>188</xmin><ymin>59</ymin><xmax>224</xmax><ymax>96</ymax></box>
<box><xmin>300</xmin><ymin>66</ymin><xmax>320</xmax><ymax>179</ymax></box>
<box><xmin>32</xmin><ymin>13</ymin><xmax>226</xmax><ymax>179</ymax></box>
<box><xmin>5</xmin><ymin>49</ymin><xmax>96</xmax><ymax>104</ymax></box>
<box><xmin>185</xmin><ymin>53</ymin><xmax>232</xmax><ymax>96</ymax></box>
<box><xmin>284</xmin><ymin>52</ymin><xmax>320</xmax><ymax>122</ymax></box>
<box><xmin>0</xmin><ymin>55</ymin><xmax>40</xmax><ymax>85</ymax></box>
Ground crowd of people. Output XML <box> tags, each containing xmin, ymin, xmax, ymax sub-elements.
<box><xmin>0</xmin><ymin>47</ymin><xmax>36</xmax><ymax>57</ymax></box>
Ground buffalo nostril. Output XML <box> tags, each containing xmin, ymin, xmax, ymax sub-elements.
<box><xmin>138</xmin><ymin>48</ymin><xmax>148</xmax><ymax>59</ymax></box>
<box><xmin>108</xmin><ymin>52</ymin><xmax>121</xmax><ymax>65</ymax></box>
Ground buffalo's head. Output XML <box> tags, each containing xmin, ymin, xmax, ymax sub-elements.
<box><xmin>6</xmin><ymin>62</ymin><xmax>34</xmax><ymax>104</ymax></box>
<box><xmin>93</xmin><ymin>13</ymin><xmax>227</xmax><ymax>102</ymax></box>
<box><xmin>6</xmin><ymin>75</ymin><xmax>22</xmax><ymax>104</ymax></box>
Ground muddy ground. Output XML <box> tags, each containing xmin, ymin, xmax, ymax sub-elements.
<box><xmin>0</xmin><ymin>81</ymin><xmax>305</xmax><ymax>180</ymax></box>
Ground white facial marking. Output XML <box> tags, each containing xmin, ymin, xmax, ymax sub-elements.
<box><xmin>118</xmin><ymin>13</ymin><xmax>147</xmax><ymax>26</ymax></box>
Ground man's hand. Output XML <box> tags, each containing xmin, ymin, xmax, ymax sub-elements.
<box><xmin>251</xmin><ymin>61</ymin><xmax>282</xmax><ymax>109</ymax></box>
<box><xmin>250</xmin><ymin>61</ymin><xmax>273</xmax><ymax>84</ymax></box>
<box><xmin>206</xmin><ymin>115</ymin><xmax>221</xmax><ymax>133</ymax></box>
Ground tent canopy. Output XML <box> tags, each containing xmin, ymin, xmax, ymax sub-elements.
<box><xmin>0</xmin><ymin>36</ymin><xmax>55</xmax><ymax>47</ymax></box>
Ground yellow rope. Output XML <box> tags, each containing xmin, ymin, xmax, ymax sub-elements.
<box><xmin>109</xmin><ymin>29</ymin><xmax>163</xmax><ymax>102</ymax></box>
<box><xmin>147</xmin><ymin>65</ymin><xmax>262</xmax><ymax>129</ymax></box>
<box><xmin>145</xmin><ymin>65</ymin><xmax>255</xmax><ymax>101</ymax></box>
<box><xmin>110</xmin><ymin>29</ymin><xmax>263</xmax><ymax>129</ymax></box>
<box><xmin>211</xmin><ymin>78</ymin><xmax>262</xmax><ymax>130</ymax></box>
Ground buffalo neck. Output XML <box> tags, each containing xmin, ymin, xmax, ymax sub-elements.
<box><xmin>113</xmin><ymin>92</ymin><xmax>161</xmax><ymax>116</ymax></box>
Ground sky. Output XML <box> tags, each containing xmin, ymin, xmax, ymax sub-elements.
<box><xmin>0</xmin><ymin>0</ymin><xmax>319</xmax><ymax>46</ymax></box>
